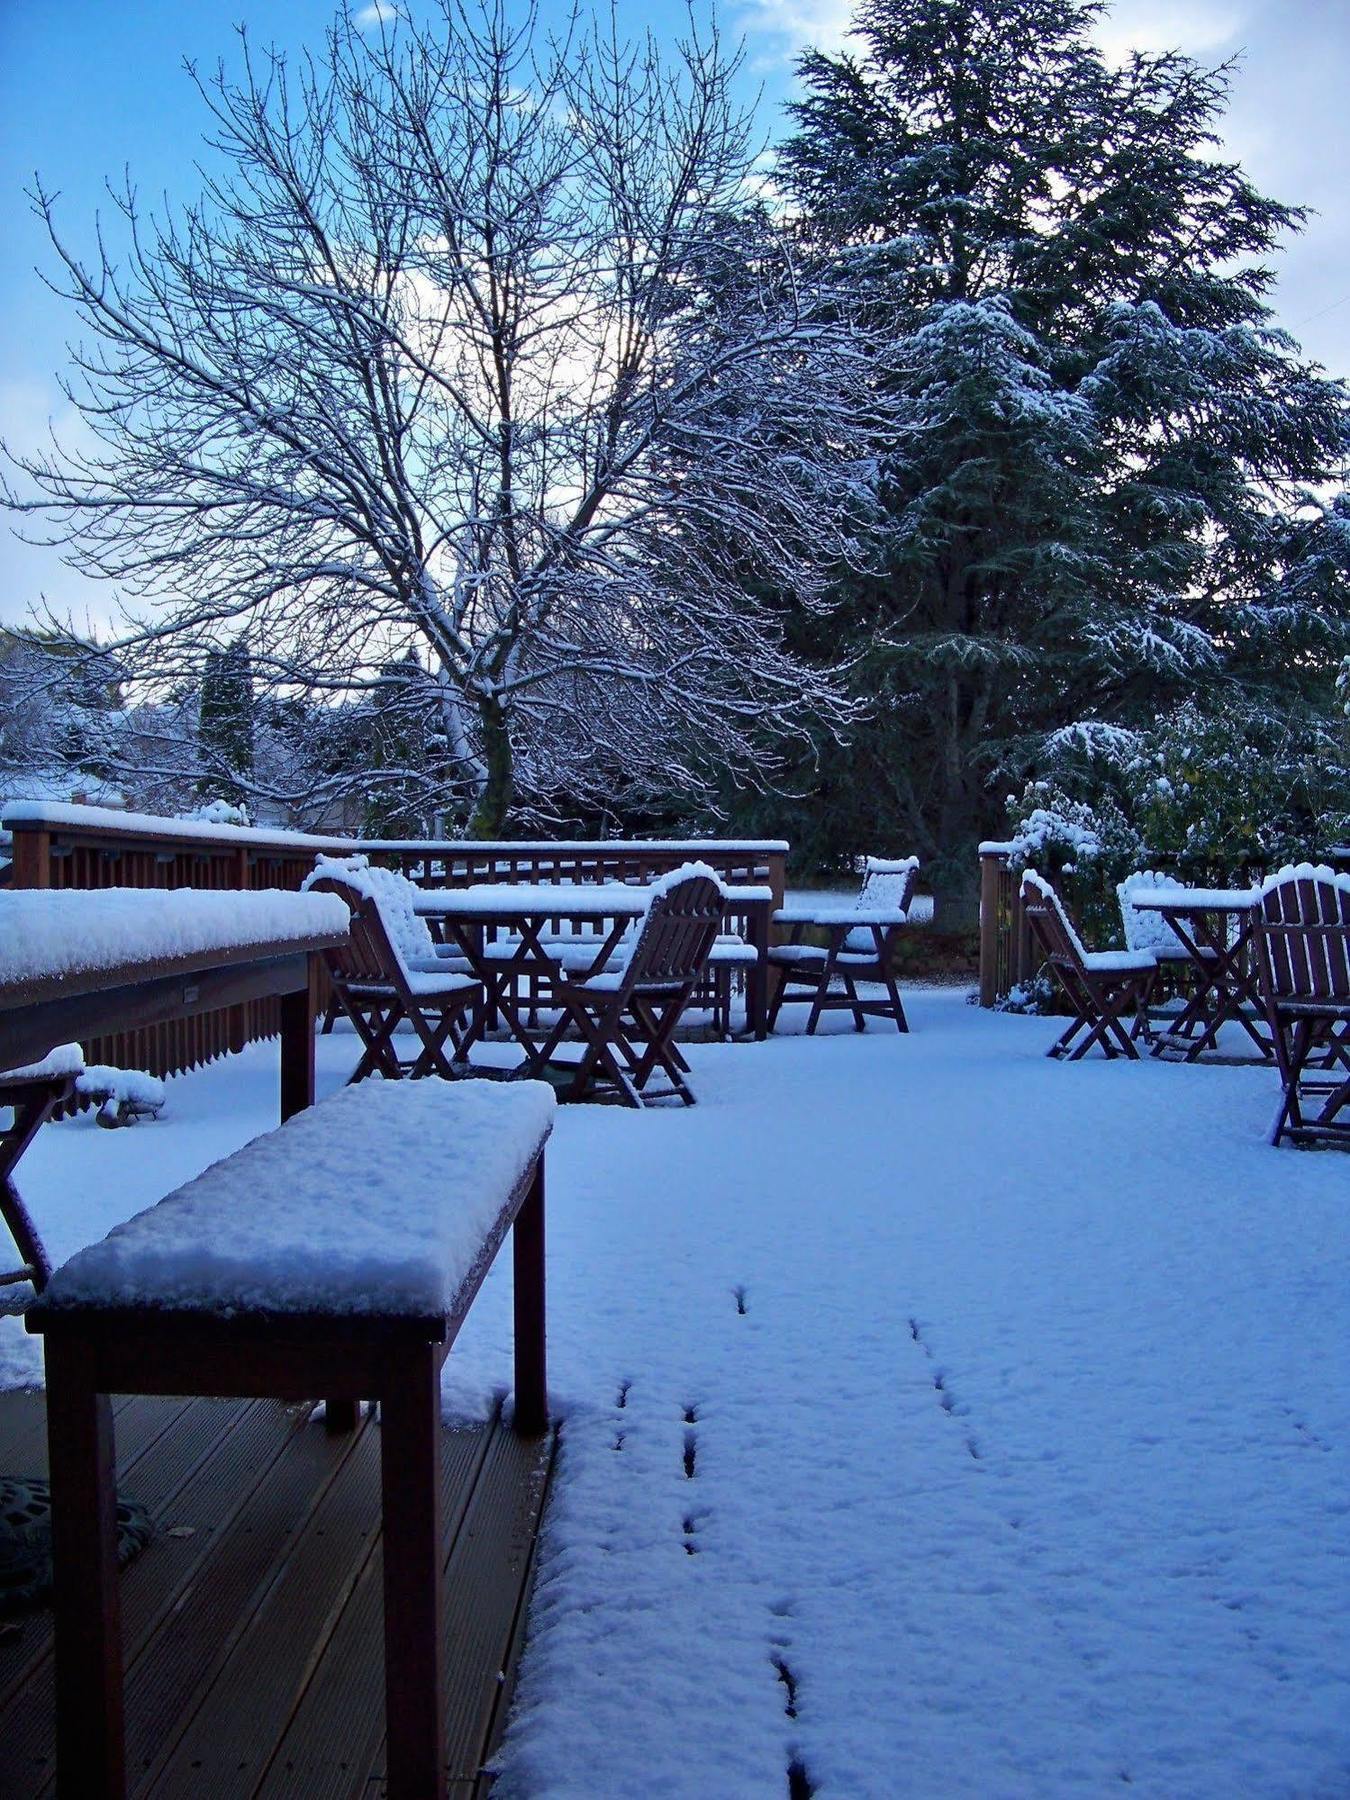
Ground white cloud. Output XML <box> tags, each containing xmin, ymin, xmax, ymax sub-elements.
<box><xmin>1092</xmin><ymin>0</ymin><xmax>1246</xmax><ymax>64</ymax></box>
<box><xmin>352</xmin><ymin>2</ymin><xmax>400</xmax><ymax>31</ymax></box>
<box><xmin>734</xmin><ymin>0</ymin><xmax>856</xmax><ymax>63</ymax></box>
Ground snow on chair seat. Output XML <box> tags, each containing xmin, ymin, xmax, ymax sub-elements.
<box><xmin>1021</xmin><ymin>869</ymin><xmax>1156</xmax><ymax>1060</ymax></box>
<box><xmin>27</xmin><ymin>1076</ymin><xmax>554</xmax><ymax>1800</ymax></box>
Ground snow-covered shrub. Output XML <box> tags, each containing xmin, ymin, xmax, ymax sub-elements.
<box><xmin>1004</xmin><ymin>780</ymin><xmax>1142</xmax><ymax>944</ymax></box>
<box><xmin>992</xmin><ymin>969</ymin><xmax>1057</xmax><ymax>1016</ymax></box>
<box><xmin>1119</xmin><ymin>703</ymin><xmax>1348</xmax><ymax>876</ymax></box>
<box><xmin>178</xmin><ymin>798</ymin><xmax>251</xmax><ymax>828</ymax></box>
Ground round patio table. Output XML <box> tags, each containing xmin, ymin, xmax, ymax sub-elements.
<box><xmin>1129</xmin><ymin>887</ymin><xmax>1273</xmax><ymax>1062</ymax></box>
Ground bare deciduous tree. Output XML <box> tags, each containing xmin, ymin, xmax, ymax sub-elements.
<box><xmin>5</xmin><ymin>1</ymin><xmax>881</xmax><ymax>833</ymax></box>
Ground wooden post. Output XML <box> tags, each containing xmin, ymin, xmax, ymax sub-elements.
<box><xmin>380</xmin><ymin>1343</ymin><xmax>447</xmax><ymax>1800</ymax></box>
<box><xmin>512</xmin><ymin>1157</ymin><xmax>548</xmax><ymax>1437</ymax></box>
<box><xmin>979</xmin><ymin>849</ymin><xmax>1002</xmax><ymax>1008</ymax></box>
<box><xmin>747</xmin><ymin>900</ymin><xmax>771</xmax><ymax>1041</ymax></box>
<box><xmin>45</xmin><ymin>1334</ymin><xmax>126</xmax><ymax>1799</ymax></box>
<box><xmin>763</xmin><ymin>849</ymin><xmax>787</xmax><ymax>1022</ymax></box>
<box><xmin>10</xmin><ymin>824</ymin><xmax>51</xmax><ymax>889</ymax></box>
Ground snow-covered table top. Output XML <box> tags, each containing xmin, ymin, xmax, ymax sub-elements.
<box><xmin>0</xmin><ymin>888</ymin><xmax>349</xmax><ymax>1001</ymax></box>
<box><xmin>1129</xmin><ymin>887</ymin><xmax>1260</xmax><ymax>912</ymax></box>
<box><xmin>32</xmin><ymin>1078</ymin><xmax>555</xmax><ymax>1323</ymax></box>
<box><xmin>415</xmin><ymin>883</ymin><xmax>653</xmax><ymax>919</ymax></box>
<box><xmin>774</xmin><ymin>904</ymin><xmax>910</xmax><ymax>926</ymax></box>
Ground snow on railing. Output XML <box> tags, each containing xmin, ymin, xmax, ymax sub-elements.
<box><xmin>2</xmin><ymin>800</ymin><xmax>787</xmax><ymax>859</ymax></box>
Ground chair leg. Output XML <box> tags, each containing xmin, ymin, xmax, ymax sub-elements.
<box><xmin>804</xmin><ymin>973</ymin><xmax>829</xmax><ymax>1037</ymax></box>
<box><xmin>878</xmin><ymin>964</ymin><xmax>909</xmax><ymax>1033</ymax></box>
<box><xmin>838</xmin><ymin>969</ymin><xmax>867</xmax><ymax>1032</ymax></box>
<box><xmin>766</xmin><ymin>970</ymin><xmax>791</xmax><ymax>1033</ymax></box>
<box><xmin>1270</xmin><ymin>1015</ymin><xmax>1315</xmax><ymax>1145</ymax></box>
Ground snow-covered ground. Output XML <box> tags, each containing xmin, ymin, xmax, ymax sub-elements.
<box><xmin>3</xmin><ymin>991</ymin><xmax>1347</xmax><ymax>1797</ymax></box>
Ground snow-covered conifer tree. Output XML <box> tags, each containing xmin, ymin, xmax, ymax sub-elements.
<box><xmin>777</xmin><ymin>0</ymin><xmax>1350</xmax><ymax>915</ymax></box>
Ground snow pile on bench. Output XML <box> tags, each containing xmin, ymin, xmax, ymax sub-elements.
<box><xmin>37</xmin><ymin>1078</ymin><xmax>555</xmax><ymax>1320</ymax></box>
<box><xmin>0</xmin><ymin>889</ymin><xmax>350</xmax><ymax>990</ymax></box>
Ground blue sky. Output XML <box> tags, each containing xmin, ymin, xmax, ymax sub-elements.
<box><xmin>2</xmin><ymin>0</ymin><xmax>1348</xmax><ymax>630</ymax></box>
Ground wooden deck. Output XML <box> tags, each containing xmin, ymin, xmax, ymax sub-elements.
<box><xmin>0</xmin><ymin>1389</ymin><xmax>555</xmax><ymax>1798</ymax></box>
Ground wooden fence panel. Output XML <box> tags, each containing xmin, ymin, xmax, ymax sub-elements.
<box><xmin>4</xmin><ymin>807</ymin><xmax>787</xmax><ymax>1077</ymax></box>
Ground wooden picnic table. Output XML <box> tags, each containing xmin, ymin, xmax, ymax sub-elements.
<box><xmin>415</xmin><ymin>880</ymin><xmax>773</xmax><ymax>1050</ymax></box>
<box><xmin>1130</xmin><ymin>887</ymin><xmax>1274</xmax><ymax>1062</ymax></box>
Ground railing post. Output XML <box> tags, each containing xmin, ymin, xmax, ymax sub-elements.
<box><xmin>979</xmin><ymin>848</ymin><xmax>1001</xmax><ymax>1008</ymax></box>
<box><xmin>10</xmin><ymin>823</ymin><xmax>51</xmax><ymax>888</ymax></box>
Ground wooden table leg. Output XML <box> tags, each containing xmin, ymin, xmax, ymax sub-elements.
<box><xmin>279</xmin><ymin>954</ymin><xmax>318</xmax><ymax>1123</ymax></box>
<box><xmin>513</xmin><ymin>1157</ymin><xmax>548</xmax><ymax>1437</ymax></box>
<box><xmin>380</xmin><ymin>1343</ymin><xmax>446</xmax><ymax>1800</ymax></box>
<box><xmin>45</xmin><ymin>1335</ymin><xmax>125</xmax><ymax>1798</ymax></box>
<box><xmin>749</xmin><ymin>908</ymin><xmax>770</xmax><ymax>1041</ymax></box>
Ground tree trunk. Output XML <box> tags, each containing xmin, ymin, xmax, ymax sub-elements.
<box><xmin>468</xmin><ymin>699</ymin><xmax>513</xmax><ymax>838</ymax></box>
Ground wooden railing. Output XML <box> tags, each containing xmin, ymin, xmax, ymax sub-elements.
<box><xmin>3</xmin><ymin>802</ymin><xmax>787</xmax><ymax>1076</ymax></box>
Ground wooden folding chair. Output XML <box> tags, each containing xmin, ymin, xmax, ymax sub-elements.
<box><xmin>766</xmin><ymin>856</ymin><xmax>918</xmax><ymax>1035</ymax></box>
<box><xmin>531</xmin><ymin>870</ymin><xmax>725</xmax><ymax>1106</ymax></box>
<box><xmin>1021</xmin><ymin>871</ymin><xmax>1156</xmax><ymax>1060</ymax></box>
<box><xmin>313</xmin><ymin>886</ymin><xmax>483</xmax><ymax>1083</ymax></box>
<box><xmin>0</xmin><ymin>1063</ymin><xmax>80</xmax><ymax>1293</ymax></box>
<box><xmin>1252</xmin><ymin>865</ymin><xmax>1350</xmax><ymax>1147</ymax></box>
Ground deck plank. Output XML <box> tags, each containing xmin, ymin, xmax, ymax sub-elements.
<box><xmin>366</xmin><ymin>1424</ymin><xmax>556</xmax><ymax>1789</ymax></box>
<box><xmin>141</xmin><ymin>1417</ymin><xmax>386</xmax><ymax>1799</ymax></box>
<box><xmin>0</xmin><ymin>1394</ymin><xmax>215</xmax><ymax>1723</ymax></box>
<box><xmin>1</xmin><ymin>1399</ymin><xmax>312</xmax><ymax>1798</ymax></box>
<box><xmin>0</xmin><ymin>1390</ymin><xmax>553</xmax><ymax>1800</ymax></box>
<box><xmin>253</xmin><ymin>1425</ymin><xmax>493</xmax><ymax>1800</ymax></box>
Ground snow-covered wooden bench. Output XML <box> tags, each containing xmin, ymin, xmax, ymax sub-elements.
<box><xmin>27</xmin><ymin>1076</ymin><xmax>555</xmax><ymax>1800</ymax></box>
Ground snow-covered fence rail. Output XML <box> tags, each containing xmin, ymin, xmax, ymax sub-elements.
<box><xmin>3</xmin><ymin>802</ymin><xmax>787</xmax><ymax>1075</ymax></box>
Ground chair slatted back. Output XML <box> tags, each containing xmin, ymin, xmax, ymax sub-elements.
<box><xmin>624</xmin><ymin>873</ymin><xmax>725</xmax><ymax>993</ymax></box>
<box><xmin>856</xmin><ymin>858</ymin><xmax>919</xmax><ymax>916</ymax></box>
<box><xmin>309</xmin><ymin>878</ymin><xmax>403</xmax><ymax>990</ymax></box>
<box><xmin>1257</xmin><ymin>867</ymin><xmax>1350</xmax><ymax>1002</ymax></box>
<box><xmin>1020</xmin><ymin>872</ymin><xmax>1086</xmax><ymax>974</ymax></box>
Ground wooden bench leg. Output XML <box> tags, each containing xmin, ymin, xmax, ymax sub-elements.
<box><xmin>324</xmin><ymin>1398</ymin><xmax>359</xmax><ymax>1433</ymax></box>
<box><xmin>513</xmin><ymin>1157</ymin><xmax>548</xmax><ymax>1437</ymax></box>
<box><xmin>381</xmin><ymin>1343</ymin><xmax>446</xmax><ymax>1800</ymax></box>
<box><xmin>45</xmin><ymin>1335</ymin><xmax>125</xmax><ymax>1798</ymax></box>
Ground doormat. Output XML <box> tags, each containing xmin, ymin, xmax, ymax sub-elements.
<box><xmin>0</xmin><ymin>1476</ymin><xmax>155</xmax><ymax>1614</ymax></box>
